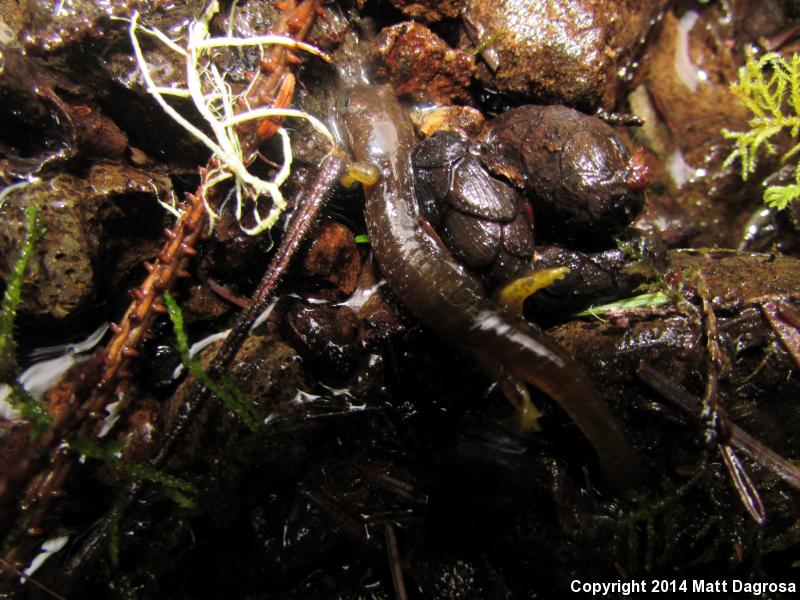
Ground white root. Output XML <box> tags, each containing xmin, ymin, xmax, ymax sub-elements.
<box><xmin>128</xmin><ymin>2</ymin><xmax>334</xmax><ymax>235</ymax></box>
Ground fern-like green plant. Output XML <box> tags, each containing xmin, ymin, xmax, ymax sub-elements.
<box><xmin>0</xmin><ymin>204</ymin><xmax>50</xmax><ymax>434</ymax></box>
<box><xmin>723</xmin><ymin>50</ymin><xmax>800</xmax><ymax>210</ymax></box>
<box><xmin>0</xmin><ymin>205</ymin><xmax>42</xmax><ymax>377</ymax></box>
<box><xmin>164</xmin><ymin>292</ymin><xmax>261</xmax><ymax>431</ymax></box>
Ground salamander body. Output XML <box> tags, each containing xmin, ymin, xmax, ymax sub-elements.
<box><xmin>338</xmin><ymin>85</ymin><xmax>638</xmax><ymax>488</ymax></box>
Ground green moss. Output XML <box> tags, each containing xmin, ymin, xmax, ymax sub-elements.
<box><xmin>615</xmin><ymin>473</ymin><xmax>698</xmax><ymax>573</ymax></box>
<box><xmin>164</xmin><ymin>292</ymin><xmax>261</xmax><ymax>431</ymax></box>
<box><xmin>0</xmin><ymin>204</ymin><xmax>50</xmax><ymax>434</ymax></box>
<box><xmin>68</xmin><ymin>437</ymin><xmax>197</xmax><ymax>495</ymax></box>
<box><xmin>723</xmin><ymin>50</ymin><xmax>800</xmax><ymax>209</ymax></box>
<box><xmin>0</xmin><ymin>205</ymin><xmax>44</xmax><ymax>377</ymax></box>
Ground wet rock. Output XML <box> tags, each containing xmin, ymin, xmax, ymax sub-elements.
<box><xmin>1</xmin><ymin>1</ymin><xmax>210</xmax><ymax>169</ymax></box>
<box><xmin>374</xmin><ymin>21</ymin><xmax>475</xmax><ymax>105</ymax></box>
<box><xmin>0</xmin><ymin>421</ymin><xmax>31</xmax><ymax>481</ymax></box>
<box><xmin>670</xmin><ymin>251</ymin><xmax>800</xmax><ymax>310</ymax></box>
<box><xmin>96</xmin><ymin>16</ymin><xmax>211</xmax><ymax>166</ymax></box>
<box><xmin>0</xmin><ymin>1</ymin><xmax>26</xmax><ymax>45</ymax></box>
<box><xmin>409</xmin><ymin>554</ymin><xmax>504</xmax><ymax>598</ymax></box>
<box><xmin>0</xmin><ymin>164</ymin><xmax>170</xmax><ymax>320</ymax></box>
<box><xmin>302</xmin><ymin>219</ymin><xmax>361</xmax><ymax>296</ymax></box>
<box><xmin>208</xmin><ymin>0</ymin><xmax>283</xmax><ymax>82</ymax></box>
<box><xmin>71</xmin><ymin>104</ymin><xmax>129</xmax><ymax>159</ymax></box>
<box><xmin>205</xmin><ymin>203</ymin><xmax>275</xmax><ymax>280</ymax></box>
<box><xmin>389</xmin><ymin>0</ymin><xmax>463</xmax><ymax>23</ymax></box>
<box><xmin>461</xmin><ymin>0</ymin><xmax>667</xmax><ymax>110</ymax></box>
<box><xmin>137</xmin><ymin>337</ymin><xmax>183</xmax><ymax>390</ymax></box>
<box><xmin>481</xmin><ymin>105</ymin><xmax>647</xmax><ymax>244</ymax></box>
<box><xmin>632</xmin><ymin>5</ymin><xmax>788</xmax><ymax>249</ymax></box>
<box><xmin>0</xmin><ymin>47</ymin><xmax>129</xmax><ymax>178</ymax></box>
<box><xmin>552</xmin><ymin>304</ymin><xmax>794</xmax><ymax>437</ymax></box>
<box><xmin>730</xmin><ymin>0</ymin><xmax>789</xmax><ymax>48</ymax></box>
<box><xmin>737</xmin><ymin>166</ymin><xmax>800</xmax><ymax>255</ymax></box>
<box><xmin>223</xmin><ymin>335</ymin><xmax>310</xmax><ymax>413</ymax></box>
<box><xmin>19</xmin><ymin>0</ymin><xmax>191</xmax><ymax>53</ymax></box>
<box><xmin>552</xmin><ymin>250</ymin><xmax>800</xmax><ymax>387</ymax></box>
<box><xmin>283</xmin><ymin>303</ymin><xmax>360</xmax><ymax>376</ymax></box>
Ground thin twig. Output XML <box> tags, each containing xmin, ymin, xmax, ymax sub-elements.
<box><xmin>152</xmin><ymin>149</ymin><xmax>347</xmax><ymax>467</ymax></box>
<box><xmin>0</xmin><ymin>558</ymin><xmax>69</xmax><ymax>600</ymax></box>
<box><xmin>384</xmin><ymin>524</ymin><xmax>408</xmax><ymax>600</ymax></box>
<box><xmin>760</xmin><ymin>300</ymin><xmax>800</xmax><ymax>369</ymax></box>
<box><xmin>636</xmin><ymin>362</ymin><xmax>800</xmax><ymax>492</ymax></box>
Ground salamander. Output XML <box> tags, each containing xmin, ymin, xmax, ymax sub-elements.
<box><xmin>337</xmin><ymin>85</ymin><xmax>639</xmax><ymax>489</ymax></box>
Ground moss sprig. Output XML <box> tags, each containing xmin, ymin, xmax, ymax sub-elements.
<box><xmin>0</xmin><ymin>204</ymin><xmax>50</xmax><ymax>434</ymax></box>
<box><xmin>69</xmin><ymin>437</ymin><xmax>197</xmax><ymax>496</ymax></box>
<box><xmin>0</xmin><ymin>204</ymin><xmax>44</xmax><ymax>379</ymax></box>
<box><xmin>723</xmin><ymin>50</ymin><xmax>800</xmax><ymax>209</ymax></box>
<box><xmin>164</xmin><ymin>292</ymin><xmax>260</xmax><ymax>431</ymax></box>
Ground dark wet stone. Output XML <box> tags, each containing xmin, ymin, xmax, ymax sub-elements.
<box><xmin>671</xmin><ymin>251</ymin><xmax>800</xmax><ymax>311</ymax></box>
<box><xmin>642</xmin><ymin>9</ymin><xmax>749</xmax><ymax>159</ymax></box>
<box><xmin>482</xmin><ymin>104</ymin><xmax>646</xmax><ymax>244</ymax></box>
<box><xmin>180</xmin><ymin>283</ymin><xmax>234</xmax><ymax>323</ymax></box>
<box><xmin>461</xmin><ymin>0</ymin><xmax>668</xmax><ymax>110</ymax></box>
<box><xmin>374</xmin><ymin>21</ymin><xmax>475</xmax><ymax>105</ymax></box>
<box><xmin>0</xmin><ymin>1</ymin><xmax>216</xmax><ymax>168</ymax></box>
<box><xmin>0</xmin><ymin>47</ymin><xmax>128</xmax><ymax>177</ymax></box>
<box><xmin>552</xmin><ymin>268</ymin><xmax>800</xmax><ymax>437</ymax></box>
<box><xmin>283</xmin><ymin>303</ymin><xmax>360</xmax><ymax>376</ymax></box>
<box><xmin>19</xmin><ymin>0</ymin><xmax>186</xmax><ymax>53</ymax></box>
<box><xmin>351</xmin><ymin>258</ymin><xmax>406</xmax><ymax>345</ymax></box>
<box><xmin>163</xmin><ymin>333</ymin><xmax>313</xmax><ymax>469</ymax></box>
<box><xmin>0</xmin><ymin>421</ymin><xmax>31</xmax><ymax>479</ymax></box>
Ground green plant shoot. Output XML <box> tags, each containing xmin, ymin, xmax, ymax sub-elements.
<box><xmin>0</xmin><ymin>205</ymin><xmax>44</xmax><ymax>379</ymax></box>
<box><xmin>0</xmin><ymin>204</ymin><xmax>50</xmax><ymax>434</ymax></box>
<box><xmin>723</xmin><ymin>50</ymin><xmax>800</xmax><ymax>209</ymax></box>
<box><xmin>164</xmin><ymin>292</ymin><xmax>260</xmax><ymax>431</ymax></box>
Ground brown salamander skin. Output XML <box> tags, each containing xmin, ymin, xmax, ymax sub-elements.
<box><xmin>338</xmin><ymin>85</ymin><xmax>639</xmax><ymax>489</ymax></box>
